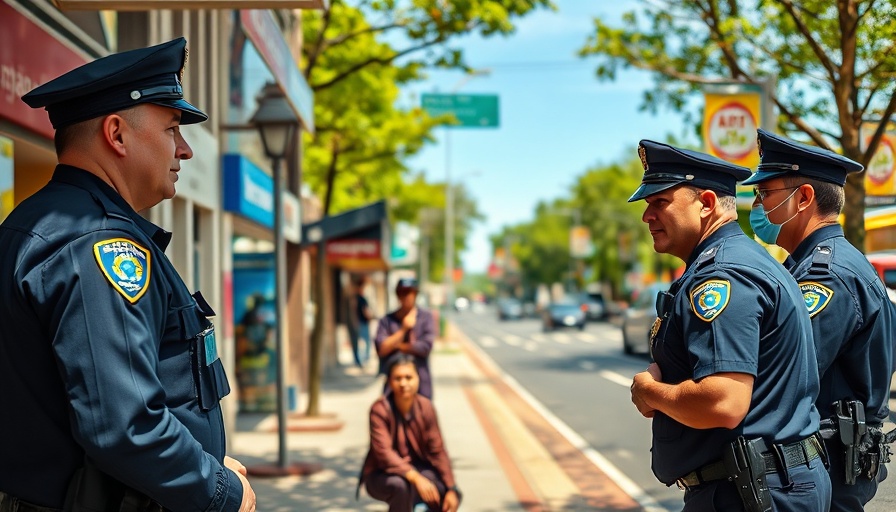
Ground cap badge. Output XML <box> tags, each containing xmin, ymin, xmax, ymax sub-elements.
<box><xmin>93</xmin><ymin>238</ymin><xmax>151</xmax><ymax>304</ymax></box>
<box><xmin>130</xmin><ymin>91</ymin><xmax>141</xmax><ymax>100</ymax></box>
<box><xmin>638</xmin><ymin>144</ymin><xmax>649</xmax><ymax>170</ymax></box>
<box><xmin>690</xmin><ymin>279</ymin><xmax>730</xmax><ymax>322</ymax></box>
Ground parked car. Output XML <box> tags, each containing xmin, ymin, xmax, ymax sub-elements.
<box><xmin>497</xmin><ymin>297</ymin><xmax>524</xmax><ymax>320</ymax></box>
<box><xmin>621</xmin><ymin>283</ymin><xmax>669</xmax><ymax>356</ymax></box>
<box><xmin>575</xmin><ymin>292</ymin><xmax>607</xmax><ymax>321</ymax></box>
<box><xmin>542</xmin><ymin>302</ymin><xmax>586</xmax><ymax>332</ymax></box>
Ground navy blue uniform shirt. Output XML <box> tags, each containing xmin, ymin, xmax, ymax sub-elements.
<box><xmin>788</xmin><ymin>224</ymin><xmax>896</xmax><ymax>423</ymax></box>
<box><xmin>0</xmin><ymin>166</ymin><xmax>242</xmax><ymax>511</ymax></box>
<box><xmin>650</xmin><ymin>223</ymin><xmax>821</xmax><ymax>484</ymax></box>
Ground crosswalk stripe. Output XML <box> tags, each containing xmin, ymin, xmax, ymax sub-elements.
<box><xmin>479</xmin><ymin>336</ymin><xmax>498</xmax><ymax>347</ymax></box>
<box><xmin>552</xmin><ymin>333</ymin><xmax>571</xmax><ymax>344</ymax></box>
<box><xmin>523</xmin><ymin>341</ymin><xmax>538</xmax><ymax>352</ymax></box>
<box><xmin>575</xmin><ymin>332</ymin><xmax>597</xmax><ymax>343</ymax></box>
<box><xmin>503</xmin><ymin>334</ymin><xmax>522</xmax><ymax>346</ymax></box>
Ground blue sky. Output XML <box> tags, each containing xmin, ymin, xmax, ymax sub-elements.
<box><xmin>402</xmin><ymin>1</ymin><xmax>697</xmax><ymax>273</ymax></box>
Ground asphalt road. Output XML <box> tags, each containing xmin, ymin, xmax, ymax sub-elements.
<box><xmin>454</xmin><ymin>306</ymin><xmax>896</xmax><ymax>512</ymax></box>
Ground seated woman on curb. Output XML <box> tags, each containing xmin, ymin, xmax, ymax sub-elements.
<box><xmin>358</xmin><ymin>353</ymin><xmax>461</xmax><ymax>512</ymax></box>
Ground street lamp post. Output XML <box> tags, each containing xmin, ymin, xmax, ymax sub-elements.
<box><xmin>248</xmin><ymin>82</ymin><xmax>300</xmax><ymax>474</ymax></box>
<box><xmin>442</xmin><ymin>69</ymin><xmax>490</xmax><ymax>312</ymax></box>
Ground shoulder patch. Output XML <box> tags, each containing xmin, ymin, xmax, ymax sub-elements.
<box><xmin>689</xmin><ymin>279</ymin><xmax>731</xmax><ymax>322</ymax></box>
<box><xmin>93</xmin><ymin>238</ymin><xmax>151</xmax><ymax>303</ymax></box>
<box><xmin>799</xmin><ymin>281</ymin><xmax>834</xmax><ymax>318</ymax></box>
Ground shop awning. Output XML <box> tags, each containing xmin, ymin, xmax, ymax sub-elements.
<box><xmin>302</xmin><ymin>200</ymin><xmax>391</xmax><ymax>271</ymax></box>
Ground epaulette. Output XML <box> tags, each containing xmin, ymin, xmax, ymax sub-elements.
<box><xmin>694</xmin><ymin>246</ymin><xmax>718</xmax><ymax>269</ymax></box>
<box><xmin>808</xmin><ymin>245</ymin><xmax>833</xmax><ymax>273</ymax></box>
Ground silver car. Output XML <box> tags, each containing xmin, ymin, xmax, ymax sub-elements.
<box><xmin>621</xmin><ymin>283</ymin><xmax>669</xmax><ymax>356</ymax></box>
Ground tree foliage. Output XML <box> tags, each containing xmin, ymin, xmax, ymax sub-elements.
<box><xmin>579</xmin><ymin>0</ymin><xmax>896</xmax><ymax>250</ymax></box>
<box><xmin>298</xmin><ymin>0</ymin><xmax>550</xmax><ymax>416</ymax></box>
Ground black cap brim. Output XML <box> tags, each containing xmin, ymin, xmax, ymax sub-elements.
<box><xmin>741</xmin><ymin>170</ymin><xmax>780</xmax><ymax>186</ymax></box>
<box><xmin>628</xmin><ymin>181</ymin><xmax>681</xmax><ymax>202</ymax></box>
<box><xmin>153</xmin><ymin>98</ymin><xmax>208</xmax><ymax>124</ymax></box>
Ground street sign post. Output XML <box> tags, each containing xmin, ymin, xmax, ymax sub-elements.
<box><xmin>421</xmin><ymin>93</ymin><xmax>500</xmax><ymax>128</ymax></box>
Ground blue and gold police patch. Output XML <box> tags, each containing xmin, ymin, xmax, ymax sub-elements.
<box><xmin>689</xmin><ymin>279</ymin><xmax>731</xmax><ymax>322</ymax></box>
<box><xmin>799</xmin><ymin>281</ymin><xmax>833</xmax><ymax>318</ymax></box>
<box><xmin>93</xmin><ymin>238</ymin><xmax>151</xmax><ymax>303</ymax></box>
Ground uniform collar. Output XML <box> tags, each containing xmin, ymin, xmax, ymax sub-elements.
<box><xmin>685</xmin><ymin>222</ymin><xmax>742</xmax><ymax>267</ymax></box>
<box><xmin>789</xmin><ymin>224</ymin><xmax>843</xmax><ymax>264</ymax></box>
<box><xmin>51</xmin><ymin>165</ymin><xmax>172</xmax><ymax>251</ymax></box>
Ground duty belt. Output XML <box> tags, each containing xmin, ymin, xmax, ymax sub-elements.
<box><xmin>675</xmin><ymin>436</ymin><xmax>822</xmax><ymax>490</ymax></box>
<box><xmin>0</xmin><ymin>491</ymin><xmax>61</xmax><ymax>512</ymax></box>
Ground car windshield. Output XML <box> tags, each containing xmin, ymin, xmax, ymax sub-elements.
<box><xmin>550</xmin><ymin>303</ymin><xmax>581</xmax><ymax>314</ymax></box>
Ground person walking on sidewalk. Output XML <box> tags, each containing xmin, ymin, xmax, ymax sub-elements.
<box><xmin>744</xmin><ymin>129</ymin><xmax>896</xmax><ymax>511</ymax></box>
<box><xmin>375</xmin><ymin>278</ymin><xmax>436</xmax><ymax>398</ymax></box>
<box><xmin>627</xmin><ymin>140</ymin><xmax>830</xmax><ymax>512</ymax></box>
<box><xmin>0</xmin><ymin>38</ymin><xmax>254</xmax><ymax>512</ymax></box>
<box><xmin>352</xmin><ymin>275</ymin><xmax>375</xmax><ymax>367</ymax></box>
<box><xmin>359</xmin><ymin>353</ymin><xmax>461</xmax><ymax>512</ymax></box>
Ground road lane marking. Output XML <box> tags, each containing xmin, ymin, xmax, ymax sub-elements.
<box><xmin>578</xmin><ymin>360</ymin><xmax>597</xmax><ymax>371</ymax></box>
<box><xmin>575</xmin><ymin>332</ymin><xmax>597</xmax><ymax>343</ymax></box>
<box><xmin>503</xmin><ymin>334</ymin><xmax>522</xmax><ymax>346</ymax></box>
<box><xmin>600</xmin><ymin>370</ymin><xmax>633</xmax><ymax>388</ymax></box>
<box><xmin>551</xmin><ymin>333</ymin><xmax>571</xmax><ymax>344</ymax></box>
<box><xmin>523</xmin><ymin>341</ymin><xmax>538</xmax><ymax>352</ymax></box>
<box><xmin>530</xmin><ymin>334</ymin><xmax>547</xmax><ymax>342</ymax></box>
<box><xmin>463</xmin><ymin>340</ymin><xmax>669</xmax><ymax>512</ymax></box>
<box><xmin>480</xmin><ymin>335</ymin><xmax>498</xmax><ymax>348</ymax></box>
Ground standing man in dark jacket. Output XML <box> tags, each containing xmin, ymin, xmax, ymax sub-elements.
<box><xmin>744</xmin><ymin>129</ymin><xmax>896</xmax><ymax>511</ymax></box>
<box><xmin>0</xmin><ymin>38</ymin><xmax>254</xmax><ymax>512</ymax></box>
<box><xmin>628</xmin><ymin>140</ymin><xmax>830</xmax><ymax>512</ymax></box>
<box><xmin>375</xmin><ymin>278</ymin><xmax>436</xmax><ymax>399</ymax></box>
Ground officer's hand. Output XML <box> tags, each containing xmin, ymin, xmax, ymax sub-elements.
<box><xmin>224</xmin><ymin>456</ymin><xmax>248</xmax><ymax>476</ymax></box>
<box><xmin>234</xmin><ymin>470</ymin><xmax>256</xmax><ymax>512</ymax></box>
<box><xmin>631</xmin><ymin>371</ymin><xmax>657</xmax><ymax>418</ymax></box>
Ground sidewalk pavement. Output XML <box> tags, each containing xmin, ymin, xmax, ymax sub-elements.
<box><xmin>230</xmin><ymin>325</ymin><xmax>639</xmax><ymax>511</ymax></box>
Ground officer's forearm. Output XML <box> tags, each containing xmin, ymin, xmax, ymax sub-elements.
<box><xmin>641</xmin><ymin>373</ymin><xmax>753</xmax><ymax>429</ymax></box>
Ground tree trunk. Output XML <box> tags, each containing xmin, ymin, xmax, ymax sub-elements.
<box><xmin>305</xmin><ymin>244</ymin><xmax>326</xmax><ymax>417</ymax></box>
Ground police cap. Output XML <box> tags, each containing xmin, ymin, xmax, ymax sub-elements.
<box><xmin>742</xmin><ymin>128</ymin><xmax>862</xmax><ymax>186</ymax></box>
<box><xmin>22</xmin><ymin>37</ymin><xmax>207</xmax><ymax>129</ymax></box>
<box><xmin>628</xmin><ymin>140</ymin><xmax>752</xmax><ymax>202</ymax></box>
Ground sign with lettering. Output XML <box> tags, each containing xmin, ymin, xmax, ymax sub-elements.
<box><xmin>0</xmin><ymin>2</ymin><xmax>90</xmax><ymax>139</ymax></box>
<box><xmin>703</xmin><ymin>85</ymin><xmax>762</xmax><ymax>168</ymax></box>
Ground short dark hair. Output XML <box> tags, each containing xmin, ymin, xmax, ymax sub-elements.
<box><xmin>783</xmin><ymin>176</ymin><xmax>844</xmax><ymax>216</ymax></box>
<box><xmin>385</xmin><ymin>353</ymin><xmax>416</xmax><ymax>378</ymax></box>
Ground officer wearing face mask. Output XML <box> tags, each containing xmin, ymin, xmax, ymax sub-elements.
<box><xmin>628</xmin><ymin>140</ymin><xmax>829</xmax><ymax>512</ymax></box>
<box><xmin>744</xmin><ymin>129</ymin><xmax>896</xmax><ymax>511</ymax></box>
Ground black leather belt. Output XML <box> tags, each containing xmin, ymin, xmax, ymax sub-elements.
<box><xmin>675</xmin><ymin>436</ymin><xmax>822</xmax><ymax>490</ymax></box>
<box><xmin>0</xmin><ymin>491</ymin><xmax>61</xmax><ymax>512</ymax></box>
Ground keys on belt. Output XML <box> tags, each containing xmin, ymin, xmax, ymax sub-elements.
<box><xmin>675</xmin><ymin>436</ymin><xmax>822</xmax><ymax>490</ymax></box>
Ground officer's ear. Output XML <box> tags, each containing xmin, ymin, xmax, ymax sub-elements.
<box><xmin>697</xmin><ymin>189</ymin><xmax>718</xmax><ymax>216</ymax></box>
<box><xmin>796</xmin><ymin>183</ymin><xmax>815</xmax><ymax>212</ymax></box>
<box><xmin>100</xmin><ymin>113</ymin><xmax>129</xmax><ymax>157</ymax></box>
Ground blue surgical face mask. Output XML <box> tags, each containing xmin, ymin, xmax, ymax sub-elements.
<box><xmin>749</xmin><ymin>188</ymin><xmax>800</xmax><ymax>245</ymax></box>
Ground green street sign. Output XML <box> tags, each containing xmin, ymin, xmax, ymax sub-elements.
<box><xmin>421</xmin><ymin>93</ymin><xmax>499</xmax><ymax>128</ymax></box>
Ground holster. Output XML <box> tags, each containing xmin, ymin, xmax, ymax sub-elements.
<box><xmin>722</xmin><ymin>436</ymin><xmax>772</xmax><ymax>512</ymax></box>
<box><xmin>63</xmin><ymin>463</ymin><xmax>161</xmax><ymax>512</ymax></box>
<box><xmin>833</xmin><ymin>399</ymin><xmax>866</xmax><ymax>485</ymax></box>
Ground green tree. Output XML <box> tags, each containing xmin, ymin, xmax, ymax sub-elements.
<box><xmin>571</xmin><ymin>157</ymin><xmax>681</xmax><ymax>297</ymax></box>
<box><xmin>579</xmin><ymin>0</ymin><xmax>896</xmax><ymax>250</ymax></box>
<box><xmin>300</xmin><ymin>0</ymin><xmax>548</xmax><ymax>416</ymax></box>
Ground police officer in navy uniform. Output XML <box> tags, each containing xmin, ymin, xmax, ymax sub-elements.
<box><xmin>628</xmin><ymin>140</ymin><xmax>831</xmax><ymax>511</ymax></box>
<box><xmin>744</xmin><ymin>129</ymin><xmax>896</xmax><ymax>511</ymax></box>
<box><xmin>0</xmin><ymin>39</ymin><xmax>255</xmax><ymax>512</ymax></box>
